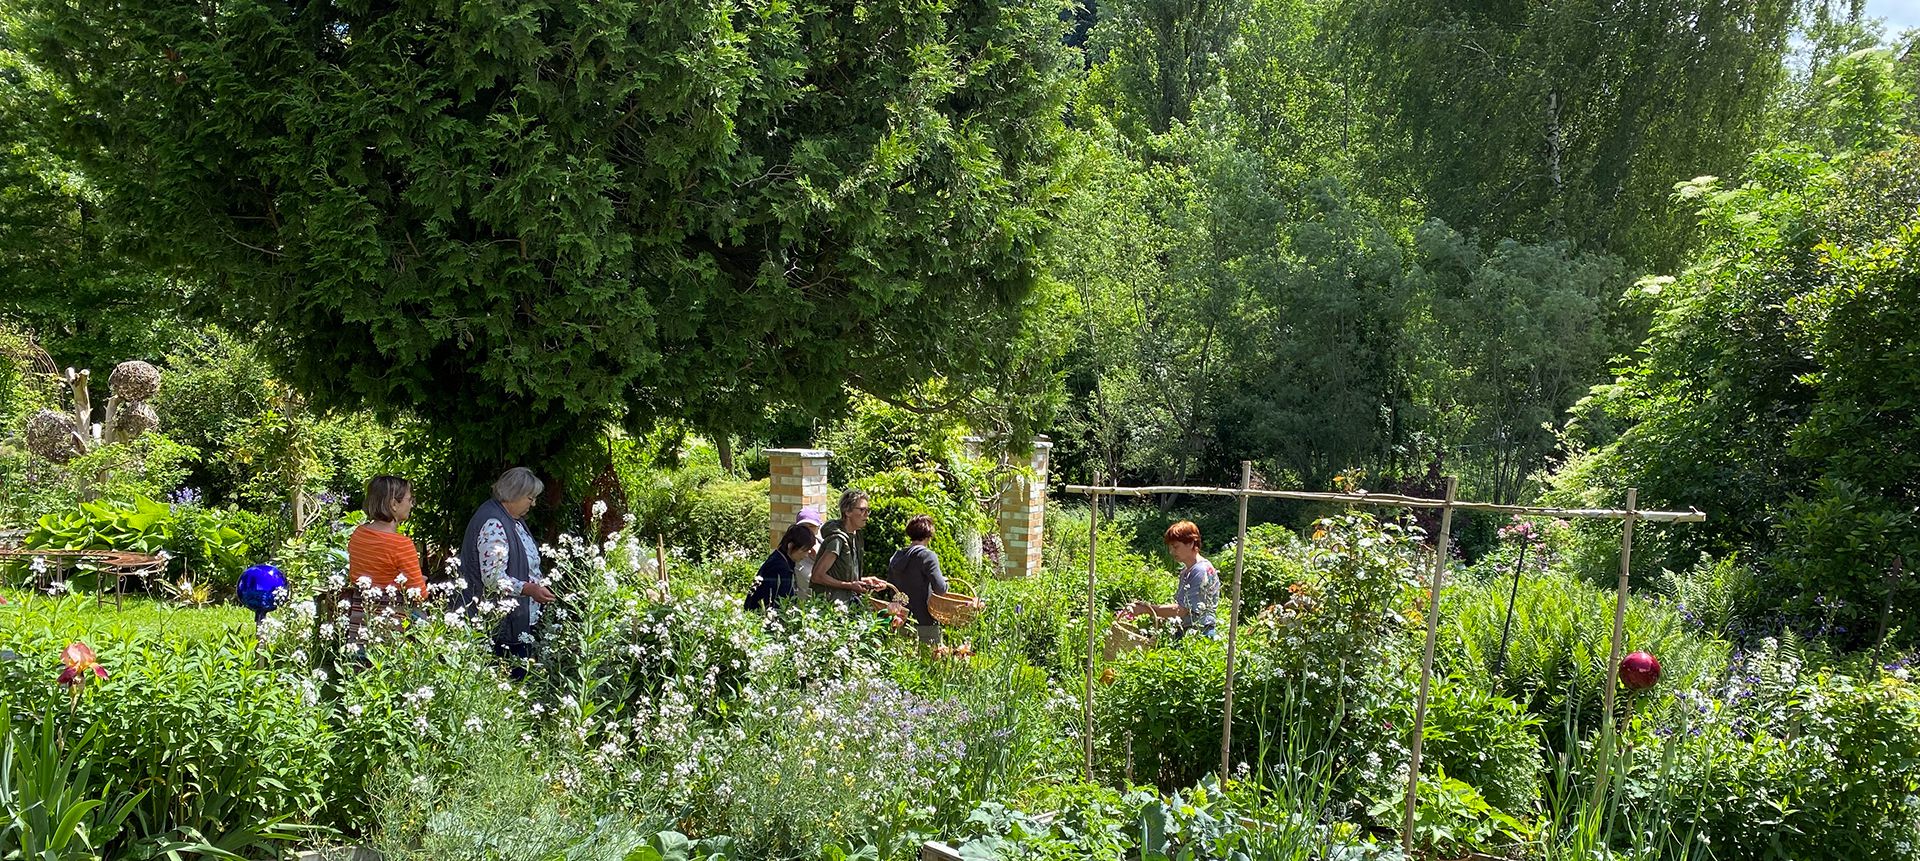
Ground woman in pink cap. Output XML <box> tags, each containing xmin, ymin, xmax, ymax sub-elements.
<box><xmin>792</xmin><ymin>505</ymin><xmax>825</xmax><ymax>599</ymax></box>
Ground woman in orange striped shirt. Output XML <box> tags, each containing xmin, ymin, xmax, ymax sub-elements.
<box><xmin>344</xmin><ymin>475</ymin><xmax>424</xmax><ymax>642</ymax></box>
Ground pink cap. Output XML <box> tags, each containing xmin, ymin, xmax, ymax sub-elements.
<box><xmin>796</xmin><ymin>506</ymin><xmax>824</xmax><ymax>527</ymax></box>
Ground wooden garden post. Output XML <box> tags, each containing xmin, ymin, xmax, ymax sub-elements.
<box><xmin>1601</xmin><ymin>489</ymin><xmax>1639</xmax><ymax>732</ymax></box>
<box><xmin>1084</xmin><ymin>477</ymin><xmax>1101</xmax><ymax>781</ymax></box>
<box><xmin>1584</xmin><ymin>488</ymin><xmax>1639</xmax><ymax>818</ymax></box>
<box><xmin>1219</xmin><ymin>461</ymin><xmax>1253</xmax><ymax>781</ymax></box>
<box><xmin>1402</xmin><ymin>476</ymin><xmax>1457</xmax><ymax>857</ymax></box>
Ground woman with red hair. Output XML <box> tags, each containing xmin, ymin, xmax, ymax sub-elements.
<box><xmin>1128</xmin><ymin>520</ymin><xmax>1220</xmax><ymax>638</ymax></box>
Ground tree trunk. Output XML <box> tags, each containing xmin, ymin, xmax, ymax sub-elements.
<box><xmin>717</xmin><ymin>434</ymin><xmax>735</xmax><ymax>474</ymax></box>
<box><xmin>1545</xmin><ymin>89</ymin><xmax>1565</xmax><ymax>232</ymax></box>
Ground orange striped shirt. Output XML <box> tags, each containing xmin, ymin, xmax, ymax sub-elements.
<box><xmin>347</xmin><ymin>525</ymin><xmax>425</xmax><ymax>600</ymax></box>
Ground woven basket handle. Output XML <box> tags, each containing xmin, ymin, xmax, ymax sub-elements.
<box><xmin>943</xmin><ymin>573</ymin><xmax>977</xmax><ymax>597</ymax></box>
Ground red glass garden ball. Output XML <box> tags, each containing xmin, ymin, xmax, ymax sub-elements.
<box><xmin>1620</xmin><ymin>650</ymin><xmax>1662</xmax><ymax>690</ymax></box>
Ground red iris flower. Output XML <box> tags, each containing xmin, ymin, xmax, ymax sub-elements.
<box><xmin>58</xmin><ymin>641</ymin><xmax>107</xmax><ymax>687</ymax></box>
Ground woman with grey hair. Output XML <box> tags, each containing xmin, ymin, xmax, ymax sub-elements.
<box><xmin>810</xmin><ymin>488</ymin><xmax>890</xmax><ymax>605</ymax></box>
<box><xmin>457</xmin><ymin>467</ymin><xmax>557</xmax><ymax>670</ymax></box>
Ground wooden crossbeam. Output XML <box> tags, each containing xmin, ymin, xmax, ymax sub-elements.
<box><xmin>1061</xmin><ymin>484</ymin><xmax>1704</xmax><ymax>523</ymax></box>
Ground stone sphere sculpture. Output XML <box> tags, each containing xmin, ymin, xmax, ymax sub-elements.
<box><xmin>113</xmin><ymin>401</ymin><xmax>161</xmax><ymax>439</ymax></box>
<box><xmin>108</xmin><ymin>360</ymin><xmax>162</xmax><ymax>402</ymax></box>
<box><xmin>26</xmin><ymin>409</ymin><xmax>82</xmax><ymax>463</ymax></box>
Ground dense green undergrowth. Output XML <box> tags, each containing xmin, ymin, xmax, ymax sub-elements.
<box><xmin>5</xmin><ymin>492</ymin><xmax>1919</xmax><ymax>861</ymax></box>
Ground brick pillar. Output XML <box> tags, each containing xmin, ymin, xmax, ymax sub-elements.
<box><xmin>958</xmin><ymin>437</ymin><xmax>987</xmax><ymax>566</ymax></box>
<box><xmin>996</xmin><ymin>437</ymin><xmax>1052</xmax><ymax>578</ymax></box>
<box><xmin>766</xmin><ymin>448</ymin><xmax>833</xmax><ymax>549</ymax></box>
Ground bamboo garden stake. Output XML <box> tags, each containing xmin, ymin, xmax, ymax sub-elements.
<box><xmin>1402</xmin><ymin>476</ymin><xmax>1458</xmax><ymax>858</ymax></box>
<box><xmin>1219</xmin><ymin>460</ymin><xmax>1253</xmax><ymax>781</ymax></box>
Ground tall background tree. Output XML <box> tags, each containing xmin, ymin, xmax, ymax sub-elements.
<box><xmin>0</xmin><ymin>40</ymin><xmax>187</xmax><ymax>370</ymax></box>
<box><xmin>2</xmin><ymin>0</ymin><xmax>1074</xmax><ymax>534</ymax></box>
<box><xmin>1336</xmin><ymin>0</ymin><xmax>1797</xmax><ymax>268</ymax></box>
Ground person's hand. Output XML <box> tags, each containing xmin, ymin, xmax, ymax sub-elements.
<box><xmin>1127</xmin><ymin>600</ymin><xmax>1151</xmax><ymax>618</ymax></box>
<box><xmin>524</xmin><ymin>582</ymin><xmax>558</xmax><ymax>605</ymax></box>
<box><xmin>860</xmin><ymin>577</ymin><xmax>891</xmax><ymax>593</ymax></box>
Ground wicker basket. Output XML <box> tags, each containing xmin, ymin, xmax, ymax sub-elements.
<box><xmin>1104</xmin><ymin>619</ymin><xmax>1151</xmax><ymax>662</ymax></box>
<box><xmin>927</xmin><ymin>579</ymin><xmax>984</xmax><ymax>627</ymax></box>
<box><xmin>864</xmin><ymin>583</ymin><xmax>985</xmax><ymax>627</ymax></box>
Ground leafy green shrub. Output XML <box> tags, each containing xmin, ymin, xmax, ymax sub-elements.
<box><xmin>862</xmin><ymin>494</ymin><xmax>983</xmax><ymax>587</ymax></box>
<box><xmin>1096</xmin><ymin>638</ymin><xmax>1228</xmax><ymax>789</ymax></box>
<box><xmin>688</xmin><ymin>552</ymin><xmax>762</xmax><ymax>596</ymax></box>
<box><xmin>1100</xmin><ymin>514</ymin><xmax>1434</xmax><ymax>798</ymax></box>
<box><xmin>268</xmin><ymin>502</ymin><xmax>359</xmax><ymax>599</ymax></box>
<box><xmin>1229</xmin><ymin>523</ymin><xmax>1310</xmax><ymax>613</ymax></box>
<box><xmin>0</xmin><ymin>433</ymin><xmax>198</xmax><ymax>528</ymax></box>
<box><xmin>615</xmin><ymin>436</ymin><xmax>711</xmax><ymax>533</ymax></box>
<box><xmin>151</xmin><ymin>328</ymin><xmax>275</xmax><ymax>504</ymax></box>
<box><xmin>1244</xmin><ymin>514</ymin><xmax>1429</xmax><ymax>805</ymax></box>
<box><xmin>1437</xmin><ymin>566</ymin><xmax>1728</xmax><ymax>741</ymax></box>
<box><xmin>853</xmin><ymin>469</ymin><xmax>992</xmax><ymax>589</ymax></box>
<box><xmin>615</xmin><ymin>437</ymin><xmax>768</xmax><ymax>561</ymax></box>
<box><xmin>950</xmin><ymin>796</ymin><xmax>1134</xmax><ymax>861</ymax></box>
<box><xmin>979</xmin><ymin>527</ymin><xmax>1171</xmax><ymax>674</ymax></box>
<box><xmin>0</xmin><ymin>629</ymin><xmax>327</xmax><ymax>856</ymax></box>
<box><xmin>976</xmin><ymin>575</ymin><xmax>1079</xmax><ymax>673</ymax></box>
<box><xmin>1045</xmin><ymin>502</ymin><xmax>1159</xmax><ymax>588</ymax></box>
<box><xmin>153</xmin><ymin>329</ymin><xmax>399</xmax><ymax>514</ymax></box>
<box><xmin>1773</xmin><ymin>477</ymin><xmax>1918</xmax><ymax>647</ymax></box>
<box><xmin>816</xmin><ymin>395</ymin><xmax>960</xmax><ymax>487</ymax></box>
<box><xmin>196</xmin><ymin>504</ymin><xmax>279</xmax><ymax>569</ymax></box>
<box><xmin>88</xmin><ymin>637</ymin><xmax>329</xmax><ymax>850</ymax></box>
<box><xmin>1373</xmin><ymin>769</ymin><xmax>1524</xmax><ymax>859</ymax></box>
<box><xmin>1638</xmin><ymin>664</ymin><xmax>1920</xmax><ymax>861</ymax></box>
<box><xmin>22</xmin><ymin>497</ymin><xmax>252</xmax><ymax>589</ymax></box>
<box><xmin>682</xmin><ymin>477</ymin><xmax>768</xmax><ymax>561</ymax></box>
<box><xmin>1543</xmin><ymin>142</ymin><xmax>1920</xmax><ymax>640</ymax></box>
<box><xmin>979</xmin><ymin>576</ymin><xmax>1092</xmax><ymax>677</ymax></box>
<box><xmin>1418</xmin><ymin>676</ymin><xmax>1542</xmax><ymax>816</ymax></box>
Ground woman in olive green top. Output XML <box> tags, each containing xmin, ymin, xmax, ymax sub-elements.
<box><xmin>810</xmin><ymin>489</ymin><xmax>889</xmax><ymax>605</ymax></box>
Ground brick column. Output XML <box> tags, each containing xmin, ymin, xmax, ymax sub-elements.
<box><xmin>958</xmin><ymin>437</ymin><xmax>987</xmax><ymax>566</ymax></box>
<box><xmin>996</xmin><ymin>437</ymin><xmax>1052</xmax><ymax>578</ymax></box>
<box><xmin>766</xmin><ymin>448</ymin><xmax>833</xmax><ymax>548</ymax></box>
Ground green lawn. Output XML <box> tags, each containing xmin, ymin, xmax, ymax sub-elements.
<box><xmin>0</xmin><ymin>588</ymin><xmax>254</xmax><ymax>646</ymax></box>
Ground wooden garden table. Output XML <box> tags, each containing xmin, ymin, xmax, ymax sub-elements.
<box><xmin>0</xmin><ymin>546</ymin><xmax>169</xmax><ymax>609</ymax></box>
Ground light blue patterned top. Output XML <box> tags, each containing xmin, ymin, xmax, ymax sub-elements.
<box><xmin>1175</xmin><ymin>556</ymin><xmax>1221</xmax><ymax>638</ymax></box>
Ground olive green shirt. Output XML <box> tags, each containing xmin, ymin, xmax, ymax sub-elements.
<box><xmin>815</xmin><ymin>520</ymin><xmax>862</xmax><ymax>603</ymax></box>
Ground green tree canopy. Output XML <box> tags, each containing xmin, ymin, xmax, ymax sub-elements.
<box><xmin>1551</xmin><ymin>138</ymin><xmax>1920</xmax><ymax>644</ymax></box>
<box><xmin>2</xmin><ymin>0</ymin><xmax>1074</xmax><ymax>481</ymax></box>
<box><xmin>1407</xmin><ymin>225</ymin><xmax>1629</xmax><ymax>504</ymax></box>
<box><xmin>1337</xmin><ymin>0</ymin><xmax>1797</xmax><ymax>268</ymax></box>
<box><xmin>0</xmin><ymin>48</ymin><xmax>186</xmax><ymax>370</ymax></box>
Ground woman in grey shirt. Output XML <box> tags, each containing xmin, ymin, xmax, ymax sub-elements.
<box><xmin>886</xmin><ymin>514</ymin><xmax>949</xmax><ymax>646</ymax></box>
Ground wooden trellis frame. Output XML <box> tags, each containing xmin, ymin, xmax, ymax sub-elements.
<box><xmin>1064</xmin><ymin>466</ymin><xmax>1705</xmax><ymax>857</ymax></box>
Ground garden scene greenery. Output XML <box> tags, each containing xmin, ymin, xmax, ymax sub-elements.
<box><xmin>2</xmin><ymin>0</ymin><xmax>1918</xmax><ymax>857</ymax></box>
